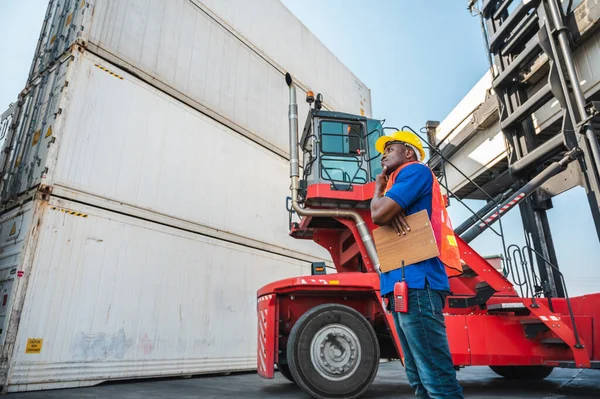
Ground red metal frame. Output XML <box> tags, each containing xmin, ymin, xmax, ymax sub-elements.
<box><xmin>259</xmin><ymin>275</ymin><xmax>598</xmax><ymax>377</ymax></box>
<box><xmin>306</xmin><ymin>182</ymin><xmax>376</xmax><ymax>203</ymax></box>
<box><xmin>258</xmin><ymin>174</ymin><xmax>600</xmax><ymax>379</ymax></box>
<box><xmin>257</xmin><ymin>293</ymin><xmax>276</xmax><ymax>378</ymax></box>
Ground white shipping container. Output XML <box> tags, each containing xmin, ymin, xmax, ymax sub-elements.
<box><xmin>29</xmin><ymin>0</ymin><xmax>371</xmax><ymax>158</ymax></box>
<box><xmin>0</xmin><ymin>0</ymin><xmax>373</xmax><ymax>391</ymax></box>
<box><xmin>198</xmin><ymin>0</ymin><xmax>372</xmax><ymax>116</ymax></box>
<box><xmin>0</xmin><ymin>195</ymin><xmax>311</xmax><ymax>392</ymax></box>
<box><xmin>0</xmin><ymin>103</ymin><xmax>19</xmax><ymax>181</ymax></box>
<box><xmin>3</xmin><ymin>49</ymin><xmax>330</xmax><ymax>263</ymax></box>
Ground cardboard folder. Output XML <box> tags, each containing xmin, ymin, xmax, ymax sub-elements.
<box><xmin>372</xmin><ymin>210</ymin><xmax>440</xmax><ymax>273</ymax></box>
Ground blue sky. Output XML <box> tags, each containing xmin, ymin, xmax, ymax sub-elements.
<box><xmin>1</xmin><ymin>1</ymin><xmax>598</xmax><ymax>295</ymax></box>
<box><xmin>0</xmin><ymin>0</ymin><xmax>48</xmax><ymax>109</ymax></box>
<box><xmin>281</xmin><ymin>0</ymin><xmax>490</xmax><ymax>133</ymax></box>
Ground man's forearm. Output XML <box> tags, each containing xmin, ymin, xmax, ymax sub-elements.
<box><xmin>371</xmin><ymin>191</ymin><xmax>399</xmax><ymax>225</ymax></box>
<box><xmin>370</xmin><ymin>191</ymin><xmax>385</xmax><ymax>214</ymax></box>
<box><xmin>370</xmin><ymin>185</ymin><xmax>386</xmax><ymax>222</ymax></box>
<box><xmin>371</xmin><ymin>168</ymin><xmax>403</xmax><ymax>225</ymax></box>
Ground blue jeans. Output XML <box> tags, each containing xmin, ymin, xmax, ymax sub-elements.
<box><xmin>390</xmin><ymin>286</ymin><xmax>463</xmax><ymax>399</ymax></box>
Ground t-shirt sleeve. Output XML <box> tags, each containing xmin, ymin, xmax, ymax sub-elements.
<box><xmin>385</xmin><ymin>164</ymin><xmax>433</xmax><ymax>209</ymax></box>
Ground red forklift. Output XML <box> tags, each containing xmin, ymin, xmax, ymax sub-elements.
<box><xmin>257</xmin><ymin>1</ymin><xmax>600</xmax><ymax>398</ymax></box>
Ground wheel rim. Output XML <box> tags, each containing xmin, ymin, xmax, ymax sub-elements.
<box><xmin>309</xmin><ymin>323</ymin><xmax>362</xmax><ymax>381</ymax></box>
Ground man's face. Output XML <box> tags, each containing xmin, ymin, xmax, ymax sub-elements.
<box><xmin>381</xmin><ymin>143</ymin><xmax>414</xmax><ymax>174</ymax></box>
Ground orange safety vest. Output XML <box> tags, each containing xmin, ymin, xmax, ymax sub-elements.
<box><xmin>384</xmin><ymin>161</ymin><xmax>463</xmax><ymax>277</ymax></box>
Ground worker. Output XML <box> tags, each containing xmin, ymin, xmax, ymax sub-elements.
<box><xmin>370</xmin><ymin>130</ymin><xmax>463</xmax><ymax>399</ymax></box>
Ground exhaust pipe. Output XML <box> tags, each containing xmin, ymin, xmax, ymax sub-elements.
<box><xmin>285</xmin><ymin>73</ymin><xmax>381</xmax><ymax>274</ymax></box>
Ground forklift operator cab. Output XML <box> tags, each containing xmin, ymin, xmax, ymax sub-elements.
<box><xmin>298</xmin><ymin>94</ymin><xmax>387</xmax><ymax>209</ymax></box>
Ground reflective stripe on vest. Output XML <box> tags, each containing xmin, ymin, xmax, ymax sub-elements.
<box><xmin>384</xmin><ymin>162</ymin><xmax>463</xmax><ymax>276</ymax></box>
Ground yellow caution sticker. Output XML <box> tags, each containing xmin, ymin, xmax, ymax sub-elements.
<box><xmin>45</xmin><ymin>126</ymin><xmax>53</xmax><ymax>138</ymax></box>
<box><xmin>329</xmin><ymin>280</ymin><xmax>340</xmax><ymax>285</ymax></box>
<box><xmin>360</xmin><ymin>108</ymin><xmax>365</xmax><ymax>116</ymax></box>
<box><xmin>447</xmin><ymin>235</ymin><xmax>458</xmax><ymax>247</ymax></box>
<box><xmin>80</xmin><ymin>0</ymin><xmax>86</xmax><ymax>9</ymax></box>
<box><xmin>14</xmin><ymin>156</ymin><xmax>21</xmax><ymax>167</ymax></box>
<box><xmin>51</xmin><ymin>207</ymin><xmax>89</xmax><ymax>218</ymax></box>
<box><xmin>26</xmin><ymin>338</ymin><xmax>43</xmax><ymax>354</ymax></box>
<box><xmin>50</xmin><ymin>35</ymin><xmax>56</xmax><ymax>45</ymax></box>
<box><xmin>65</xmin><ymin>13</ymin><xmax>73</xmax><ymax>27</ymax></box>
<box><xmin>32</xmin><ymin>129</ymin><xmax>41</xmax><ymax>146</ymax></box>
<box><xmin>9</xmin><ymin>223</ymin><xmax>16</xmax><ymax>236</ymax></box>
<box><xmin>94</xmin><ymin>64</ymin><xmax>124</xmax><ymax>80</ymax></box>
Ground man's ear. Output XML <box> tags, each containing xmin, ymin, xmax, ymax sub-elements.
<box><xmin>413</xmin><ymin>150</ymin><xmax>419</xmax><ymax>161</ymax></box>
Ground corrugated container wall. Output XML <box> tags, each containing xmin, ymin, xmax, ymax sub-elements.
<box><xmin>27</xmin><ymin>0</ymin><xmax>371</xmax><ymax>154</ymax></box>
<box><xmin>0</xmin><ymin>0</ymin><xmax>372</xmax><ymax>392</ymax></box>
<box><xmin>1</xmin><ymin>196</ymin><xmax>310</xmax><ymax>392</ymax></box>
<box><xmin>4</xmin><ymin>0</ymin><xmax>371</xmax><ymax>211</ymax></box>
<box><xmin>3</xmin><ymin>50</ymin><xmax>328</xmax><ymax>262</ymax></box>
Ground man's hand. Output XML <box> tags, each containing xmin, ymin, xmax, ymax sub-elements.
<box><xmin>375</xmin><ymin>166</ymin><xmax>388</xmax><ymax>197</ymax></box>
<box><xmin>371</xmin><ymin>165</ymin><xmax>405</xmax><ymax>226</ymax></box>
<box><xmin>391</xmin><ymin>213</ymin><xmax>411</xmax><ymax>236</ymax></box>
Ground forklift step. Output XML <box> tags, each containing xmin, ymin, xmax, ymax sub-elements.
<box><xmin>448</xmin><ymin>282</ymin><xmax>495</xmax><ymax>308</ymax></box>
<box><xmin>520</xmin><ymin>318</ymin><xmax>545</xmax><ymax>324</ymax></box>
<box><xmin>520</xmin><ymin>318</ymin><xmax>550</xmax><ymax>339</ymax></box>
<box><xmin>541</xmin><ymin>338</ymin><xmax>567</xmax><ymax>345</ymax></box>
<box><xmin>525</xmin><ymin>300</ymin><xmax>592</xmax><ymax>367</ymax></box>
<box><xmin>487</xmin><ymin>302</ymin><xmax>530</xmax><ymax>315</ymax></box>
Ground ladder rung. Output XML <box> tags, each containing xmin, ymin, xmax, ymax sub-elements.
<box><xmin>482</xmin><ymin>0</ymin><xmax>501</xmax><ymax>18</ymax></box>
<box><xmin>500</xmin><ymin>84</ymin><xmax>553</xmax><ymax>130</ymax></box>
<box><xmin>489</xmin><ymin>1</ymin><xmax>539</xmax><ymax>54</ymax></box>
<box><xmin>509</xmin><ymin>134</ymin><xmax>565</xmax><ymax>175</ymax></box>
<box><xmin>493</xmin><ymin>0</ymin><xmax>513</xmax><ymax>20</ymax></box>
<box><xmin>494</xmin><ymin>36</ymin><xmax>541</xmax><ymax>88</ymax></box>
<box><xmin>501</xmin><ymin>14</ymin><xmax>540</xmax><ymax>57</ymax></box>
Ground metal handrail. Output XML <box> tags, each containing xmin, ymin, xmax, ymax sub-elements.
<box><xmin>522</xmin><ymin>245</ymin><xmax>583</xmax><ymax>347</ymax></box>
<box><xmin>506</xmin><ymin>244</ymin><xmax>534</xmax><ymax>298</ymax></box>
<box><xmin>320</xmin><ymin>155</ymin><xmax>368</xmax><ymax>188</ymax></box>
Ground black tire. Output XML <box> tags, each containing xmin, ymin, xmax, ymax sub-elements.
<box><xmin>490</xmin><ymin>365</ymin><xmax>554</xmax><ymax>380</ymax></box>
<box><xmin>277</xmin><ymin>363</ymin><xmax>295</xmax><ymax>383</ymax></box>
<box><xmin>287</xmin><ymin>303</ymin><xmax>380</xmax><ymax>399</ymax></box>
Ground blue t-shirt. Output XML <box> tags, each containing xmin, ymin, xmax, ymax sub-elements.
<box><xmin>379</xmin><ymin>163</ymin><xmax>450</xmax><ymax>295</ymax></box>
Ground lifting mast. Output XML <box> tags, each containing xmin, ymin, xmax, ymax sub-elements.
<box><xmin>460</xmin><ymin>0</ymin><xmax>600</xmax><ymax>298</ymax></box>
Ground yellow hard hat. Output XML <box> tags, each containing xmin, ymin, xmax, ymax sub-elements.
<box><xmin>375</xmin><ymin>130</ymin><xmax>426</xmax><ymax>160</ymax></box>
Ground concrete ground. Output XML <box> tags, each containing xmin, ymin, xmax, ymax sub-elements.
<box><xmin>5</xmin><ymin>362</ymin><xmax>600</xmax><ymax>399</ymax></box>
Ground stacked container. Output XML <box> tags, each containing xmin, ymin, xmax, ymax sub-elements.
<box><xmin>0</xmin><ymin>0</ymin><xmax>372</xmax><ymax>392</ymax></box>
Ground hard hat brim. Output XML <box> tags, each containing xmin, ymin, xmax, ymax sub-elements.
<box><xmin>375</xmin><ymin>136</ymin><xmax>426</xmax><ymax>160</ymax></box>
<box><xmin>375</xmin><ymin>136</ymin><xmax>395</xmax><ymax>155</ymax></box>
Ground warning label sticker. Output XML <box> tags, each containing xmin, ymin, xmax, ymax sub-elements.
<box><xmin>25</xmin><ymin>338</ymin><xmax>43</xmax><ymax>354</ymax></box>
